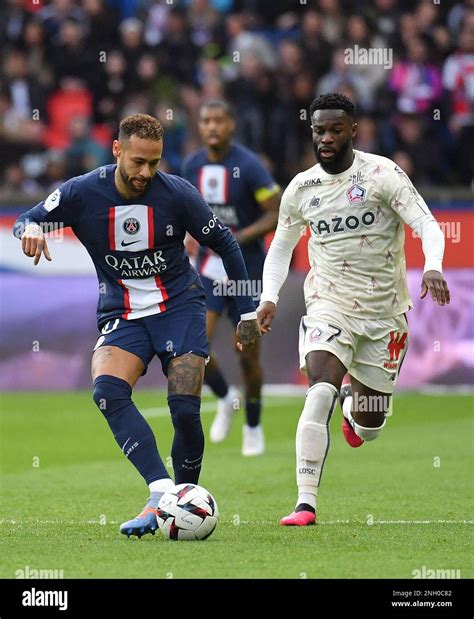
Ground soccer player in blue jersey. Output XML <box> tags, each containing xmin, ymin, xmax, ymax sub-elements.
<box><xmin>14</xmin><ymin>114</ymin><xmax>261</xmax><ymax>538</ymax></box>
<box><xmin>182</xmin><ymin>100</ymin><xmax>280</xmax><ymax>456</ymax></box>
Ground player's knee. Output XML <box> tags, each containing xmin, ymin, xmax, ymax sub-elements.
<box><xmin>353</xmin><ymin>416</ymin><xmax>386</xmax><ymax>441</ymax></box>
<box><xmin>92</xmin><ymin>375</ymin><xmax>132</xmax><ymax>417</ymax></box>
<box><xmin>168</xmin><ymin>395</ymin><xmax>201</xmax><ymax>430</ymax></box>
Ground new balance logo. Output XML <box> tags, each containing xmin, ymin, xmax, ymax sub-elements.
<box><xmin>121</xmin><ymin>240</ymin><xmax>140</xmax><ymax>247</ymax></box>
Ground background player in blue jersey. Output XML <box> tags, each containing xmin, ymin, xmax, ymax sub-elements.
<box><xmin>14</xmin><ymin>114</ymin><xmax>261</xmax><ymax>538</ymax></box>
<box><xmin>182</xmin><ymin>100</ymin><xmax>280</xmax><ymax>456</ymax></box>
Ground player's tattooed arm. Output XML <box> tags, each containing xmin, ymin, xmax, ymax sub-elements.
<box><xmin>421</xmin><ymin>270</ymin><xmax>450</xmax><ymax>306</ymax></box>
<box><xmin>236</xmin><ymin>319</ymin><xmax>262</xmax><ymax>352</ymax></box>
<box><xmin>168</xmin><ymin>353</ymin><xmax>205</xmax><ymax>396</ymax></box>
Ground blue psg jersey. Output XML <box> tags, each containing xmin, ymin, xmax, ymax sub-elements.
<box><xmin>182</xmin><ymin>143</ymin><xmax>279</xmax><ymax>279</ymax></box>
<box><xmin>14</xmin><ymin>164</ymin><xmax>256</xmax><ymax>326</ymax></box>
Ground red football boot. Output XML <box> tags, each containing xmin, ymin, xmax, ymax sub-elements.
<box><xmin>280</xmin><ymin>509</ymin><xmax>316</xmax><ymax>526</ymax></box>
<box><xmin>340</xmin><ymin>374</ymin><xmax>364</xmax><ymax>448</ymax></box>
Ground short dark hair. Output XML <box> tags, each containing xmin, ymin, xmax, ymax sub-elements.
<box><xmin>309</xmin><ymin>93</ymin><xmax>356</xmax><ymax>120</ymax></box>
<box><xmin>200</xmin><ymin>99</ymin><xmax>235</xmax><ymax>119</ymax></box>
<box><xmin>118</xmin><ymin>114</ymin><xmax>164</xmax><ymax>142</ymax></box>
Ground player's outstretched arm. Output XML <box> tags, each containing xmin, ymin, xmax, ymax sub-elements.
<box><xmin>21</xmin><ymin>223</ymin><xmax>52</xmax><ymax>265</ymax></box>
<box><xmin>13</xmin><ymin>179</ymin><xmax>81</xmax><ymax>266</ymax></box>
<box><xmin>385</xmin><ymin>164</ymin><xmax>450</xmax><ymax>308</ymax></box>
<box><xmin>258</xmin><ymin>179</ymin><xmax>306</xmax><ymax>334</ymax></box>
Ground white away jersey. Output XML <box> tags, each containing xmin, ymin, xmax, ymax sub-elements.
<box><xmin>279</xmin><ymin>150</ymin><xmax>433</xmax><ymax>318</ymax></box>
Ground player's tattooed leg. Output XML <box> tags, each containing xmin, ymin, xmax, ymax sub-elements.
<box><xmin>91</xmin><ymin>345</ymin><xmax>144</xmax><ymax>387</ymax></box>
<box><xmin>168</xmin><ymin>353</ymin><xmax>205</xmax><ymax>396</ymax></box>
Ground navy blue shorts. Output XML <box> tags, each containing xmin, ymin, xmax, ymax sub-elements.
<box><xmin>200</xmin><ymin>262</ymin><xmax>262</xmax><ymax>327</ymax></box>
<box><xmin>94</xmin><ymin>282</ymin><xmax>208</xmax><ymax>376</ymax></box>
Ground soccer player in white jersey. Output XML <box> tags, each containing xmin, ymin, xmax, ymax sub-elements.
<box><xmin>257</xmin><ymin>93</ymin><xmax>450</xmax><ymax>526</ymax></box>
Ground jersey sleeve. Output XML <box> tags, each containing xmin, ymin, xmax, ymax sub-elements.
<box><xmin>243</xmin><ymin>154</ymin><xmax>280</xmax><ymax>203</ymax></box>
<box><xmin>382</xmin><ymin>163</ymin><xmax>432</xmax><ymax>226</ymax></box>
<box><xmin>382</xmin><ymin>163</ymin><xmax>445</xmax><ymax>273</ymax></box>
<box><xmin>260</xmin><ymin>178</ymin><xmax>306</xmax><ymax>305</ymax></box>
<box><xmin>13</xmin><ymin>178</ymin><xmax>83</xmax><ymax>239</ymax></box>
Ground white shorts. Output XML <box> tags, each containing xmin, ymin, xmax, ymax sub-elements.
<box><xmin>298</xmin><ymin>309</ymin><xmax>409</xmax><ymax>394</ymax></box>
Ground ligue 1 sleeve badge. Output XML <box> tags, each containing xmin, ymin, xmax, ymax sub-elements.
<box><xmin>346</xmin><ymin>184</ymin><xmax>366</xmax><ymax>206</ymax></box>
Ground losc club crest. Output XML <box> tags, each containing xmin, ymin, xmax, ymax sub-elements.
<box><xmin>123</xmin><ymin>217</ymin><xmax>141</xmax><ymax>235</ymax></box>
<box><xmin>309</xmin><ymin>327</ymin><xmax>323</xmax><ymax>342</ymax></box>
<box><xmin>346</xmin><ymin>184</ymin><xmax>366</xmax><ymax>206</ymax></box>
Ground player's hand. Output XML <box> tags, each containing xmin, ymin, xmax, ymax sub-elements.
<box><xmin>21</xmin><ymin>223</ymin><xmax>52</xmax><ymax>265</ymax></box>
<box><xmin>421</xmin><ymin>270</ymin><xmax>450</xmax><ymax>306</ymax></box>
<box><xmin>236</xmin><ymin>319</ymin><xmax>261</xmax><ymax>352</ymax></box>
<box><xmin>257</xmin><ymin>301</ymin><xmax>276</xmax><ymax>335</ymax></box>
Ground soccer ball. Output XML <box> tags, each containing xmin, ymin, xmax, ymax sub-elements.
<box><xmin>156</xmin><ymin>483</ymin><xmax>218</xmax><ymax>541</ymax></box>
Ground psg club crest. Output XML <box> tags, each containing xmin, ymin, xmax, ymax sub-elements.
<box><xmin>123</xmin><ymin>217</ymin><xmax>141</xmax><ymax>235</ymax></box>
<box><xmin>346</xmin><ymin>184</ymin><xmax>366</xmax><ymax>206</ymax></box>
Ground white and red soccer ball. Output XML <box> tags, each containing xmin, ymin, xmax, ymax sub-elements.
<box><xmin>156</xmin><ymin>483</ymin><xmax>218</xmax><ymax>541</ymax></box>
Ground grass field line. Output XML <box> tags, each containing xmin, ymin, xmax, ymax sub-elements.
<box><xmin>1</xmin><ymin>518</ymin><xmax>473</xmax><ymax>526</ymax></box>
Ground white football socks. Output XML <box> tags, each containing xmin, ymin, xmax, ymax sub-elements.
<box><xmin>295</xmin><ymin>382</ymin><xmax>339</xmax><ymax>511</ymax></box>
<box><xmin>296</xmin><ymin>492</ymin><xmax>317</xmax><ymax>510</ymax></box>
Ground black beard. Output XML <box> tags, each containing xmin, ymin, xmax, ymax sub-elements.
<box><xmin>313</xmin><ymin>139</ymin><xmax>351</xmax><ymax>169</ymax></box>
<box><xmin>119</xmin><ymin>162</ymin><xmax>150</xmax><ymax>194</ymax></box>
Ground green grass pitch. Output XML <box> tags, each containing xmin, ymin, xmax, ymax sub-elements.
<box><xmin>0</xmin><ymin>391</ymin><xmax>472</xmax><ymax>579</ymax></box>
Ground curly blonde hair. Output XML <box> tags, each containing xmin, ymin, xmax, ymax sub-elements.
<box><xmin>118</xmin><ymin>114</ymin><xmax>164</xmax><ymax>142</ymax></box>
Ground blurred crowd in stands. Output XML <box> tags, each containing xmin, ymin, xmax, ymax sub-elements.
<box><xmin>0</xmin><ymin>0</ymin><xmax>473</xmax><ymax>199</ymax></box>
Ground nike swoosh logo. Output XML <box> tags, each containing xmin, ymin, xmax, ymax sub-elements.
<box><xmin>121</xmin><ymin>240</ymin><xmax>139</xmax><ymax>247</ymax></box>
<box><xmin>184</xmin><ymin>455</ymin><xmax>202</xmax><ymax>464</ymax></box>
<box><xmin>121</xmin><ymin>437</ymin><xmax>131</xmax><ymax>453</ymax></box>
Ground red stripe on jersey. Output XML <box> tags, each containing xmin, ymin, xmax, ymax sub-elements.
<box><xmin>197</xmin><ymin>167</ymin><xmax>204</xmax><ymax>195</ymax></box>
<box><xmin>155</xmin><ymin>275</ymin><xmax>169</xmax><ymax>313</ymax></box>
<box><xmin>147</xmin><ymin>206</ymin><xmax>154</xmax><ymax>248</ymax></box>
<box><xmin>118</xmin><ymin>279</ymin><xmax>131</xmax><ymax>319</ymax></box>
<box><xmin>198</xmin><ymin>253</ymin><xmax>210</xmax><ymax>275</ymax></box>
<box><xmin>224</xmin><ymin>167</ymin><xmax>229</xmax><ymax>202</ymax></box>
<box><xmin>109</xmin><ymin>207</ymin><xmax>116</xmax><ymax>250</ymax></box>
